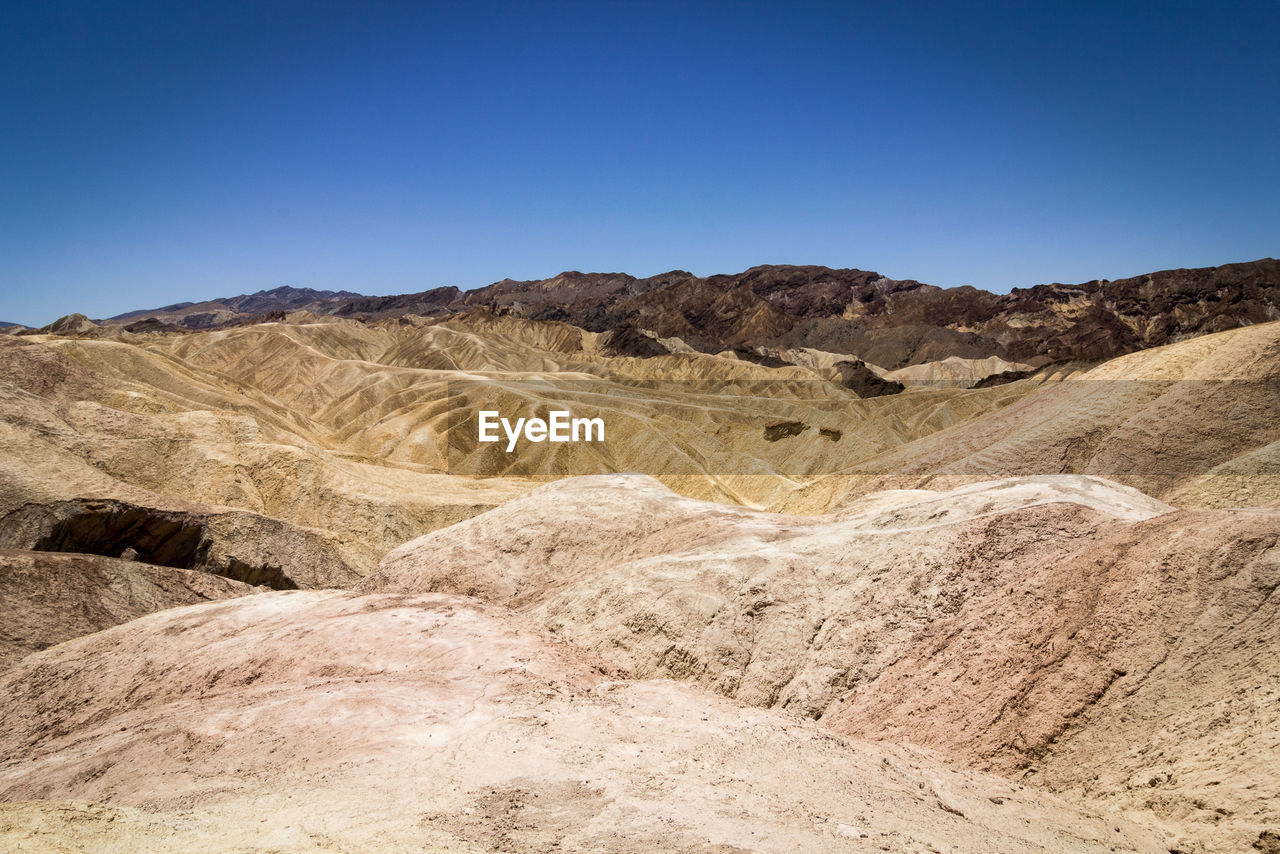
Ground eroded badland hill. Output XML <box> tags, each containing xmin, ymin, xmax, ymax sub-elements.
<box><xmin>1</xmin><ymin>261</ymin><xmax>1278</xmax><ymax>852</ymax></box>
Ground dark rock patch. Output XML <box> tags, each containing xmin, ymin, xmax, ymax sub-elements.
<box><xmin>763</xmin><ymin>421</ymin><xmax>808</xmax><ymax>441</ymax></box>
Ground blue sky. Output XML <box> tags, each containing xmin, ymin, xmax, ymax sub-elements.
<box><xmin>2</xmin><ymin>1</ymin><xmax>1277</xmax><ymax>325</ymax></box>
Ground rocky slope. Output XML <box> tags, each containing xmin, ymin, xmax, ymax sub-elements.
<box><xmin>776</xmin><ymin>318</ymin><xmax>1280</xmax><ymax>512</ymax></box>
<box><xmin>363</xmin><ymin>474</ymin><xmax>1280</xmax><ymax>853</ymax></box>
<box><xmin>0</xmin><ymin>591</ymin><xmax>1166</xmax><ymax>853</ymax></box>
<box><xmin>0</xmin><ymin>549</ymin><xmax>253</xmax><ymax>668</ymax></box>
<box><xmin>0</xmin><ymin>331</ymin><xmax>534</xmax><ymax>574</ymax></box>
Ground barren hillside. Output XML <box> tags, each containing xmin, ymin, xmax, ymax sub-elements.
<box><xmin>1</xmin><ymin>273</ymin><xmax>1277</xmax><ymax>852</ymax></box>
<box><xmin>364</xmin><ymin>474</ymin><xmax>1280</xmax><ymax>852</ymax></box>
<box><xmin>0</xmin><ymin>591</ymin><xmax>1167</xmax><ymax>853</ymax></box>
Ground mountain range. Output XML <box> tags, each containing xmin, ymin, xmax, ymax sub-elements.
<box><xmin>64</xmin><ymin>257</ymin><xmax>1280</xmax><ymax>371</ymax></box>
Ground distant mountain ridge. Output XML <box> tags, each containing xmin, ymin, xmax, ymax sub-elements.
<box><xmin>106</xmin><ymin>285</ymin><xmax>364</xmax><ymax>327</ymax></box>
<box><xmin>82</xmin><ymin>258</ymin><xmax>1280</xmax><ymax>369</ymax></box>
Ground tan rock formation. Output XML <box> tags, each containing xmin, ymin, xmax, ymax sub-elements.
<box><xmin>365</xmin><ymin>474</ymin><xmax>1279</xmax><ymax>852</ymax></box>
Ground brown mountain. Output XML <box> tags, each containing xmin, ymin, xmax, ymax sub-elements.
<box><xmin>449</xmin><ymin>259</ymin><xmax>1278</xmax><ymax>369</ymax></box>
<box><xmin>97</xmin><ymin>258</ymin><xmax>1280</xmax><ymax>371</ymax></box>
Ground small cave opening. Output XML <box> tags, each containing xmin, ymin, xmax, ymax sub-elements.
<box><xmin>25</xmin><ymin>500</ymin><xmax>297</xmax><ymax>590</ymax></box>
<box><xmin>221</xmin><ymin>557</ymin><xmax>298</xmax><ymax>590</ymax></box>
<box><xmin>33</xmin><ymin>505</ymin><xmax>207</xmax><ymax>569</ymax></box>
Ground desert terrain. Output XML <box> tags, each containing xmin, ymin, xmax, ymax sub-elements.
<box><xmin>1</xmin><ymin>261</ymin><xmax>1277</xmax><ymax>852</ymax></box>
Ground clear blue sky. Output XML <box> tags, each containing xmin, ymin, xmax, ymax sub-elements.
<box><xmin>2</xmin><ymin>1</ymin><xmax>1277</xmax><ymax>325</ymax></box>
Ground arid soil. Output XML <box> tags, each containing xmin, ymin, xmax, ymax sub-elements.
<box><xmin>1</xmin><ymin>275</ymin><xmax>1277</xmax><ymax>852</ymax></box>
<box><xmin>0</xmin><ymin>592</ymin><xmax>1168</xmax><ymax>853</ymax></box>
